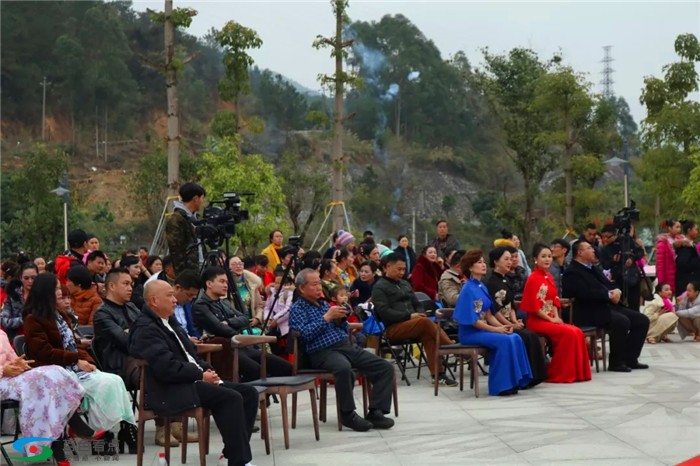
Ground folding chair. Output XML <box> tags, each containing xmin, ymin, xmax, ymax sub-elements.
<box><xmin>373</xmin><ymin>311</ymin><xmax>428</xmax><ymax>386</ymax></box>
<box><xmin>0</xmin><ymin>399</ymin><xmax>21</xmax><ymax>466</ymax></box>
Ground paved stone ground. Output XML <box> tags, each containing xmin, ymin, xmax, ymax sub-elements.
<box><xmin>3</xmin><ymin>335</ymin><xmax>700</xmax><ymax>466</ymax></box>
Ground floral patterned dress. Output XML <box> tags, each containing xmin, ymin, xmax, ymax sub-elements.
<box><xmin>0</xmin><ymin>329</ymin><xmax>84</xmax><ymax>444</ymax></box>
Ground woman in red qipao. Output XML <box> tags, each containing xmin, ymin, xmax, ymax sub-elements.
<box><xmin>520</xmin><ymin>243</ymin><xmax>591</xmax><ymax>383</ymax></box>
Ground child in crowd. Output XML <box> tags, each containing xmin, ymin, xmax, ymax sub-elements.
<box><xmin>263</xmin><ymin>265</ymin><xmax>294</xmax><ymax>358</ymax></box>
<box><xmin>328</xmin><ymin>286</ymin><xmax>366</xmax><ymax>349</ymax></box>
<box><xmin>642</xmin><ymin>282</ymin><xmax>679</xmax><ymax>344</ymax></box>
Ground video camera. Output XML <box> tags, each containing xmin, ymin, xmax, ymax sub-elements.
<box><xmin>194</xmin><ymin>191</ymin><xmax>253</xmax><ymax>249</ymax></box>
<box><xmin>613</xmin><ymin>200</ymin><xmax>640</xmax><ymax>236</ymax></box>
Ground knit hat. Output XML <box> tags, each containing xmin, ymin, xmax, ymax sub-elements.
<box><xmin>335</xmin><ymin>230</ymin><xmax>356</xmax><ymax>248</ymax></box>
<box><xmin>493</xmin><ymin>238</ymin><xmax>515</xmax><ymax>248</ymax></box>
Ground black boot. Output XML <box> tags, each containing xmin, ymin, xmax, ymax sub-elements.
<box><xmin>117</xmin><ymin>421</ymin><xmax>137</xmax><ymax>454</ymax></box>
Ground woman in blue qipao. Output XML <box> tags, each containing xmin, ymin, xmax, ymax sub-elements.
<box><xmin>455</xmin><ymin>249</ymin><xmax>533</xmax><ymax>396</ymax></box>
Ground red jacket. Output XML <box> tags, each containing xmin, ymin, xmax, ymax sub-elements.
<box><xmin>656</xmin><ymin>234</ymin><xmax>676</xmax><ymax>293</ymax></box>
<box><xmin>54</xmin><ymin>251</ymin><xmax>82</xmax><ymax>286</ymax></box>
<box><xmin>410</xmin><ymin>255</ymin><xmax>443</xmax><ymax>299</ymax></box>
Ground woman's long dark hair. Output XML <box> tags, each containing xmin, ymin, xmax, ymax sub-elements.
<box><xmin>23</xmin><ymin>272</ymin><xmax>58</xmax><ymax>320</ymax></box>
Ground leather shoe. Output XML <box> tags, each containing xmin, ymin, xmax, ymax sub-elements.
<box><xmin>609</xmin><ymin>364</ymin><xmax>632</xmax><ymax>373</ymax></box>
<box><xmin>365</xmin><ymin>409</ymin><xmax>394</xmax><ymax>429</ymax></box>
<box><xmin>341</xmin><ymin>411</ymin><xmax>372</xmax><ymax>432</ymax></box>
<box><xmin>628</xmin><ymin>362</ymin><xmax>649</xmax><ymax>369</ymax></box>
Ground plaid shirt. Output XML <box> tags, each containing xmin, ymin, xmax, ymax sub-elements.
<box><xmin>289</xmin><ymin>297</ymin><xmax>349</xmax><ymax>354</ymax></box>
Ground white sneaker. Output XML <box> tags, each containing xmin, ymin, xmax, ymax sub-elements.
<box><xmin>217</xmin><ymin>454</ymin><xmax>256</xmax><ymax>466</ymax></box>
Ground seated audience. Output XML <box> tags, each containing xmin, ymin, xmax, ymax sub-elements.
<box><xmin>393</xmin><ymin>235</ymin><xmax>417</xmax><ymax>280</ymax></box>
<box><xmin>263</xmin><ymin>266</ymin><xmax>294</xmax><ymax>356</ymax></box>
<box><xmin>505</xmin><ymin>246</ymin><xmax>527</xmax><ymax>299</ymax></box>
<box><xmin>549</xmin><ymin>239</ymin><xmax>570</xmax><ymax>293</ymax></box>
<box><xmin>66</xmin><ymin>265</ymin><xmax>103</xmax><ymax>325</ymax></box>
<box><xmin>349</xmin><ymin>261</ymin><xmax>378</xmax><ymax>308</ymax></box>
<box><xmin>676</xmin><ymin>280</ymin><xmax>700</xmax><ymax>341</ymax></box>
<box><xmin>411</xmin><ymin>246</ymin><xmax>445</xmax><ymax>301</ymax></box>
<box><xmin>320</xmin><ymin>259</ymin><xmax>340</xmax><ymax>298</ymax></box>
<box><xmin>372</xmin><ymin>253</ymin><xmax>456</xmax><ymax>387</ymax></box>
<box><xmin>643</xmin><ymin>282</ymin><xmax>679</xmax><ymax>343</ymax></box>
<box><xmin>262</xmin><ymin>229</ymin><xmax>284</xmax><ymax>273</ymax></box>
<box><xmin>33</xmin><ymin>256</ymin><xmax>47</xmax><ymax>273</ymax></box>
<box><xmin>432</xmin><ymin>220</ymin><xmax>460</xmax><ymax>259</ymax></box>
<box><xmin>121</xmin><ymin>256</ymin><xmax>146</xmax><ymax>309</ymax></box>
<box><xmin>455</xmin><ymin>249</ymin><xmax>533</xmax><ymax>396</ymax></box>
<box><xmin>485</xmin><ymin>246</ymin><xmax>547</xmax><ymax>386</ymax></box>
<box><xmin>146</xmin><ymin>255</ymin><xmax>177</xmax><ymax>286</ymax></box>
<box><xmin>1</xmin><ymin>262</ymin><xmax>37</xmax><ymax>341</ymax></box>
<box><xmin>519</xmin><ymin>244</ymin><xmax>591</xmax><ymax>383</ymax></box>
<box><xmin>129</xmin><ymin>280</ymin><xmax>258</xmax><ymax>466</ymax></box>
<box><xmin>192</xmin><ymin>267</ymin><xmax>292</xmax><ymax>382</ymax></box>
<box><xmin>335</xmin><ymin>247</ymin><xmax>357</xmax><ymax>289</ymax></box>
<box><xmin>85</xmin><ymin>250</ymin><xmax>107</xmax><ymax>289</ymax></box>
<box><xmin>438</xmin><ymin>250</ymin><xmax>465</xmax><ymax>308</ymax></box>
<box><xmin>562</xmin><ymin>240</ymin><xmax>650</xmax><ymax>372</ymax></box>
<box><xmin>146</xmin><ymin>255</ymin><xmax>163</xmax><ymax>275</ymax></box>
<box><xmin>172</xmin><ymin>270</ymin><xmax>202</xmax><ymax>340</ymax></box>
<box><xmin>0</xmin><ymin>328</ymin><xmax>93</xmax><ymax>462</ymax></box>
<box><xmin>290</xmin><ymin>268</ymin><xmax>395</xmax><ymax>432</ymax></box>
<box><xmin>55</xmin><ymin>229</ymin><xmax>90</xmax><ymax>285</ymax></box>
<box><xmin>229</xmin><ymin>256</ymin><xmax>264</xmax><ymax>333</ymax></box>
<box><xmin>24</xmin><ymin>273</ymin><xmax>135</xmax><ymax>437</ymax></box>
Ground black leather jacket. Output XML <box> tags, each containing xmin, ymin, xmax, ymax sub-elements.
<box><xmin>93</xmin><ymin>298</ymin><xmax>140</xmax><ymax>374</ymax></box>
<box><xmin>192</xmin><ymin>292</ymin><xmax>249</xmax><ymax>338</ymax></box>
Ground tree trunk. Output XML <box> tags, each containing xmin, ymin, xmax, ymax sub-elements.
<box><xmin>164</xmin><ymin>0</ymin><xmax>180</xmax><ymax>197</ymax></box>
<box><xmin>564</xmin><ymin>143</ymin><xmax>574</xmax><ymax>228</ymax></box>
<box><xmin>523</xmin><ymin>176</ymin><xmax>532</xmax><ymax>246</ymax></box>
<box><xmin>330</xmin><ymin>3</ymin><xmax>344</xmax><ymax>232</ymax></box>
<box><xmin>395</xmin><ymin>92</ymin><xmax>401</xmax><ymax>138</ymax></box>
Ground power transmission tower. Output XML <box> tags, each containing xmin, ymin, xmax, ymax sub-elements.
<box><xmin>601</xmin><ymin>45</ymin><xmax>615</xmax><ymax>99</ymax></box>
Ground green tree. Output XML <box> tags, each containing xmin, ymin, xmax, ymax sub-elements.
<box><xmin>473</xmin><ymin>48</ymin><xmax>557</xmax><ymax>243</ymax></box>
<box><xmin>197</xmin><ymin>138</ymin><xmax>287</xmax><ymax>254</ymax></box>
<box><xmin>215</xmin><ymin>21</ymin><xmax>263</xmax><ymax>136</ymax></box>
<box><xmin>533</xmin><ymin>66</ymin><xmax>595</xmax><ymax>227</ymax></box>
<box><xmin>639</xmin><ymin>34</ymin><xmax>700</xmax><ymax>217</ymax></box>
<box><xmin>0</xmin><ymin>144</ymin><xmax>69</xmax><ymax>257</ymax></box>
<box><xmin>277</xmin><ymin>151</ymin><xmax>331</xmax><ymax>240</ymax></box>
<box><xmin>128</xmin><ymin>145</ymin><xmax>199</xmax><ymax>224</ymax></box>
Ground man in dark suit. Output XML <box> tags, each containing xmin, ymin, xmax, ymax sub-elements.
<box><xmin>562</xmin><ymin>240</ymin><xmax>650</xmax><ymax>372</ymax></box>
<box><xmin>129</xmin><ymin>280</ymin><xmax>258</xmax><ymax>466</ymax></box>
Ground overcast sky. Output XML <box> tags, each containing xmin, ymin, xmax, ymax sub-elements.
<box><xmin>132</xmin><ymin>1</ymin><xmax>700</xmax><ymax>124</ymax></box>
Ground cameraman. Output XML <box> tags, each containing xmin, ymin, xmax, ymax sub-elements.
<box><xmin>165</xmin><ymin>182</ymin><xmax>206</xmax><ymax>275</ymax></box>
<box><xmin>599</xmin><ymin>224</ymin><xmax>645</xmax><ymax>311</ymax></box>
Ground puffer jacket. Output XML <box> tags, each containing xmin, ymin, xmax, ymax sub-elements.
<box><xmin>71</xmin><ymin>287</ymin><xmax>103</xmax><ymax>325</ymax></box>
<box><xmin>655</xmin><ymin>234</ymin><xmax>676</xmax><ymax>292</ymax></box>
<box><xmin>371</xmin><ymin>276</ymin><xmax>421</xmax><ymax>326</ymax></box>
<box><xmin>0</xmin><ymin>280</ymin><xmax>25</xmax><ymax>341</ymax></box>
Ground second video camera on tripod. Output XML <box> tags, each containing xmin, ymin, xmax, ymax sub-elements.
<box><xmin>193</xmin><ymin>191</ymin><xmax>253</xmax><ymax>249</ymax></box>
<box><xmin>613</xmin><ymin>200</ymin><xmax>640</xmax><ymax>236</ymax></box>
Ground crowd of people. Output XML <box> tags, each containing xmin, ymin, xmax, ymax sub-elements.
<box><xmin>2</xmin><ymin>182</ymin><xmax>699</xmax><ymax>466</ymax></box>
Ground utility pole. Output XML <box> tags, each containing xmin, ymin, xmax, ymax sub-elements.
<box><xmin>39</xmin><ymin>76</ymin><xmax>50</xmax><ymax>141</ymax></box>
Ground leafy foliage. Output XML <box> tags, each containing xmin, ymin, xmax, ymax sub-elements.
<box><xmin>197</xmin><ymin>138</ymin><xmax>287</xmax><ymax>254</ymax></box>
<box><xmin>1</xmin><ymin>144</ymin><xmax>68</xmax><ymax>257</ymax></box>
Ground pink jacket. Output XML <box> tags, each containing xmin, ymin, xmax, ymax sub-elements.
<box><xmin>656</xmin><ymin>234</ymin><xmax>677</xmax><ymax>293</ymax></box>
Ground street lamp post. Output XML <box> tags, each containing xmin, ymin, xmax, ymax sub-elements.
<box><xmin>51</xmin><ymin>173</ymin><xmax>69</xmax><ymax>251</ymax></box>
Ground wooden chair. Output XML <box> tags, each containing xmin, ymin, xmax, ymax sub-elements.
<box><xmin>567</xmin><ymin>300</ymin><xmax>607</xmax><ymax>372</ymax></box>
<box><xmin>231</xmin><ymin>335</ymin><xmax>319</xmax><ymax>452</ymax></box>
<box><xmin>0</xmin><ymin>399</ymin><xmax>20</xmax><ymax>466</ymax></box>
<box><xmin>433</xmin><ymin>308</ymin><xmax>488</xmax><ymax>397</ymax></box>
<box><xmin>135</xmin><ymin>344</ymin><xmax>221</xmax><ymax>466</ymax></box>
